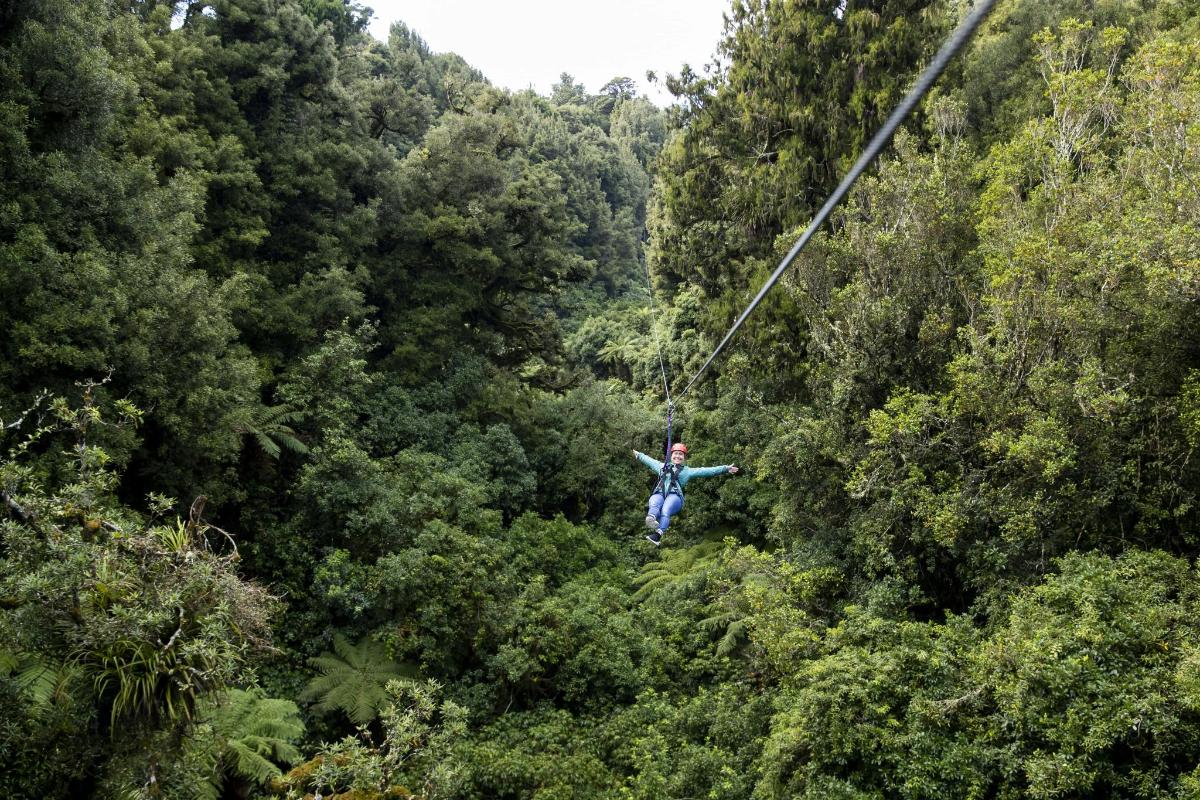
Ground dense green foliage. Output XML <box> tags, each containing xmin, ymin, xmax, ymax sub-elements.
<box><xmin>3</xmin><ymin>0</ymin><xmax>1200</xmax><ymax>797</ymax></box>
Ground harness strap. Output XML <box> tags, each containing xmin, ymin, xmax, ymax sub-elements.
<box><xmin>664</xmin><ymin>402</ymin><xmax>674</xmax><ymax>462</ymax></box>
<box><xmin>654</xmin><ymin>462</ymin><xmax>683</xmax><ymax>496</ymax></box>
<box><xmin>653</xmin><ymin>402</ymin><xmax>681</xmax><ymax>494</ymax></box>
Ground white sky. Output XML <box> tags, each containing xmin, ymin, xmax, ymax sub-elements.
<box><xmin>365</xmin><ymin>0</ymin><xmax>732</xmax><ymax>106</ymax></box>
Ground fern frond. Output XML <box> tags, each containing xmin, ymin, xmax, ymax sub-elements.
<box><xmin>716</xmin><ymin>619</ymin><xmax>748</xmax><ymax>657</ymax></box>
<box><xmin>332</xmin><ymin>632</ymin><xmax>358</xmax><ymax>664</ymax></box>
<box><xmin>633</xmin><ymin>567</ymin><xmax>673</xmax><ymax>584</ymax></box>
<box><xmin>15</xmin><ymin>657</ymin><xmax>58</xmax><ymax>709</ymax></box>
<box><xmin>199</xmin><ymin>688</ymin><xmax>305</xmax><ymax>795</ymax></box>
<box><xmin>632</xmin><ymin>574</ymin><xmax>677</xmax><ymax>602</ymax></box>
<box><xmin>238</xmin><ymin>404</ymin><xmax>310</xmax><ymax>459</ymax></box>
<box><xmin>11</xmin><ymin>654</ymin><xmax>77</xmax><ymax>713</ymax></box>
<box><xmin>272</xmin><ymin>431</ymin><xmax>309</xmax><ymax>455</ymax></box>
<box><xmin>301</xmin><ymin>635</ymin><xmax>419</xmax><ymax>725</ymax></box>
<box><xmin>631</xmin><ymin>540</ymin><xmax>725</xmax><ymax>602</ymax></box>
<box><xmin>698</xmin><ymin>611</ymin><xmax>739</xmax><ymax>633</ymax></box>
<box><xmin>228</xmin><ymin>739</ymin><xmax>284</xmax><ymax>783</ymax></box>
<box><xmin>253</xmin><ymin>431</ymin><xmax>281</xmax><ymax>460</ymax></box>
<box><xmin>258</xmin><ymin>406</ymin><xmax>304</xmax><ymax>426</ymax></box>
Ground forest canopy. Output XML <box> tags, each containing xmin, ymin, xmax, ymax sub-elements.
<box><xmin>2</xmin><ymin>0</ymin><xmax>1200</xmax><ymax>797</ymax></box>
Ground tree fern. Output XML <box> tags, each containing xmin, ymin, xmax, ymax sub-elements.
<box><xmin>98</xmin><ymin>689</ymin><xmax>305</xmax><ymax>800</ymax></box>
<box><xmin>597</xmin><ymin>334</ymin><xmax>640</xmax><ymax>379</ymax></box>
<box><xmin>698</xmin><ymin>610</ymin><xmax>739</xmax><ymax>634</ymax></box>
<box><xmin>234</xmin><ymin>405</ymin><xmax>310</xmax><ymax>460</ymax></box>
<box><xmin>697</xmin><ymin>566</ymin><xmax>774</xmax><ymax>659</ymax></box>
<box><xmin>699</xmin><ymin>614</ymin><xmax>749</xmax><ymax>657</ymax></box>
<box><xmin>298</xmin><ymin>634</ymin><xmax>419</xmax><ymax>726</ymax></box>
<box><xmin>632</xmin><ymin>540</ymin><xmax>724</xmax><ymax>602</ymax></box>
<box><xmin>202</xmin><ymin>688</ymin><xmax>304</xmax><ymax>795</ymax></box>
<box><xmin>634</xmin><ymin>539</ymin><xmax>760</xmax><ymax>657</ymax></box>
<box><xmin>8</xmin><ymin>653</ymin><xmax>77</xmax><ymax>714</ymax></box>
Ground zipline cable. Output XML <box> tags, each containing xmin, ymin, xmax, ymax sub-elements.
<box><xmin>642</xmin><ymin>257</ymin><xmax>673</xmax><ymax>408</ymax></box>
<box><xmin>642</xmin><ymin>254</ymin><xmax>677</xmax><ymax>459</ymax></box>
<box><xmin>674</xmin><ymin>0</ymin><xmax>998</xmax><ymax>401</ymax></box>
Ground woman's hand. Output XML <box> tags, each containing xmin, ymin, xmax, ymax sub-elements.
<box><xmin>632</xmin><ymin>450</ymin><xmax>639</xmax><ymax>458</ymax></box>
<box><xmin>728</xmin><ymin>465</ymin><xmax>739</xmax><ymax>474</ymax></box>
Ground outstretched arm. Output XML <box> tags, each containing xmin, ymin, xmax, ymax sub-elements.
<box><xmin>633</xmin><ymin>450</ymin><xmax>664</xmax><ymax>473</ymax></box>
<box><xmin>687</xmin><ymin>463</ymin><xmax>739</xmax><ymax>478</ymax></box>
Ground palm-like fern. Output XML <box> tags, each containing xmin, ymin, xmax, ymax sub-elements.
<box><xmin>298</xmin><ymin>635</ymin><xmax>419</xmax><ymax>726</ymax></box>
<box><xmin>699</xmin><ymin>612</ymin><xmax>749</xmax><ymax>657</ymax></box>
<box><xmin>596</xmin><ymin>334</ymin><xmax>640</xmax><ymax>379</ymax></box>
<box><xmin>234</xmin><ymin>405</ymin><xmax>309</xmax><ymax>460</ymax></box>
<box><xmin>201</xmin><ymin>688</ymin><xmax>304</xmax><ymax>797</ymax></box>
<box><xmin>633</xmin><ymin>540</ymin><xmax>763</xmax><ymax>658</ymax></box>
<box><xmin>3</xmin><ymin>651</ymin><xmax>78</xmax><ymax>714</ymax></box>
<box><xmin>700</xmin><ymin>571</ymin><xmax>772</xmax><ymax>658</ymax></box>
<box><xmin>632</xmin><ymin>540</ymin><xmax>724</xmax><ymax>602</ymax></box>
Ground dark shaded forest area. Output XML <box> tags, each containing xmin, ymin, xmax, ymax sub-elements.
<box><xmin>3</xmin><ymin>0</ymin><xmax>1200</xmax><ymax>797</ymax></box>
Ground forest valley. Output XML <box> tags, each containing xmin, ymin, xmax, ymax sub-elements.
<box><xmin>3</xmin><ymin>0</ymin><xmax>1200</xmax><ymax>797</ymax></box>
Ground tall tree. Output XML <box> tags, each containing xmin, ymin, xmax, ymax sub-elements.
<box><xmin>650</xmin><ymin>0</ymin><xmax>952</xmax><ymax>301</ymax></box>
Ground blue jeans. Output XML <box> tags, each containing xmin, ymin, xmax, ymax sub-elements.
<box><xmin>647</xmin><ymin>492</ymin><xmax>683</xmax><ymax>532</ymax></box>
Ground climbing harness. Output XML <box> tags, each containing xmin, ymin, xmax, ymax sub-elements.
<box><xmin>654</xmin><ymin>462</ymin><xmax>685</xmax><ymax>497</ymax></box>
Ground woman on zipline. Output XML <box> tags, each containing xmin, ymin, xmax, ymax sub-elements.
<box><xmin>632</xmin><ymin>443</ymin><xmax>738</xmax><ymax>546</ymax></box>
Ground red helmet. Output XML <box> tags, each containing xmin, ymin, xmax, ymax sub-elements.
<box><xmin>670</xmin><ymin>443</ymin><xmax>688</xmax><ymax>456</ymax></box>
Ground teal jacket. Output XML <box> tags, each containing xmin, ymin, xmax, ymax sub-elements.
<box><xmin>636</xmin><ymin>451</ymin><xmax>732</xmax><ymax>498</ymax></box>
